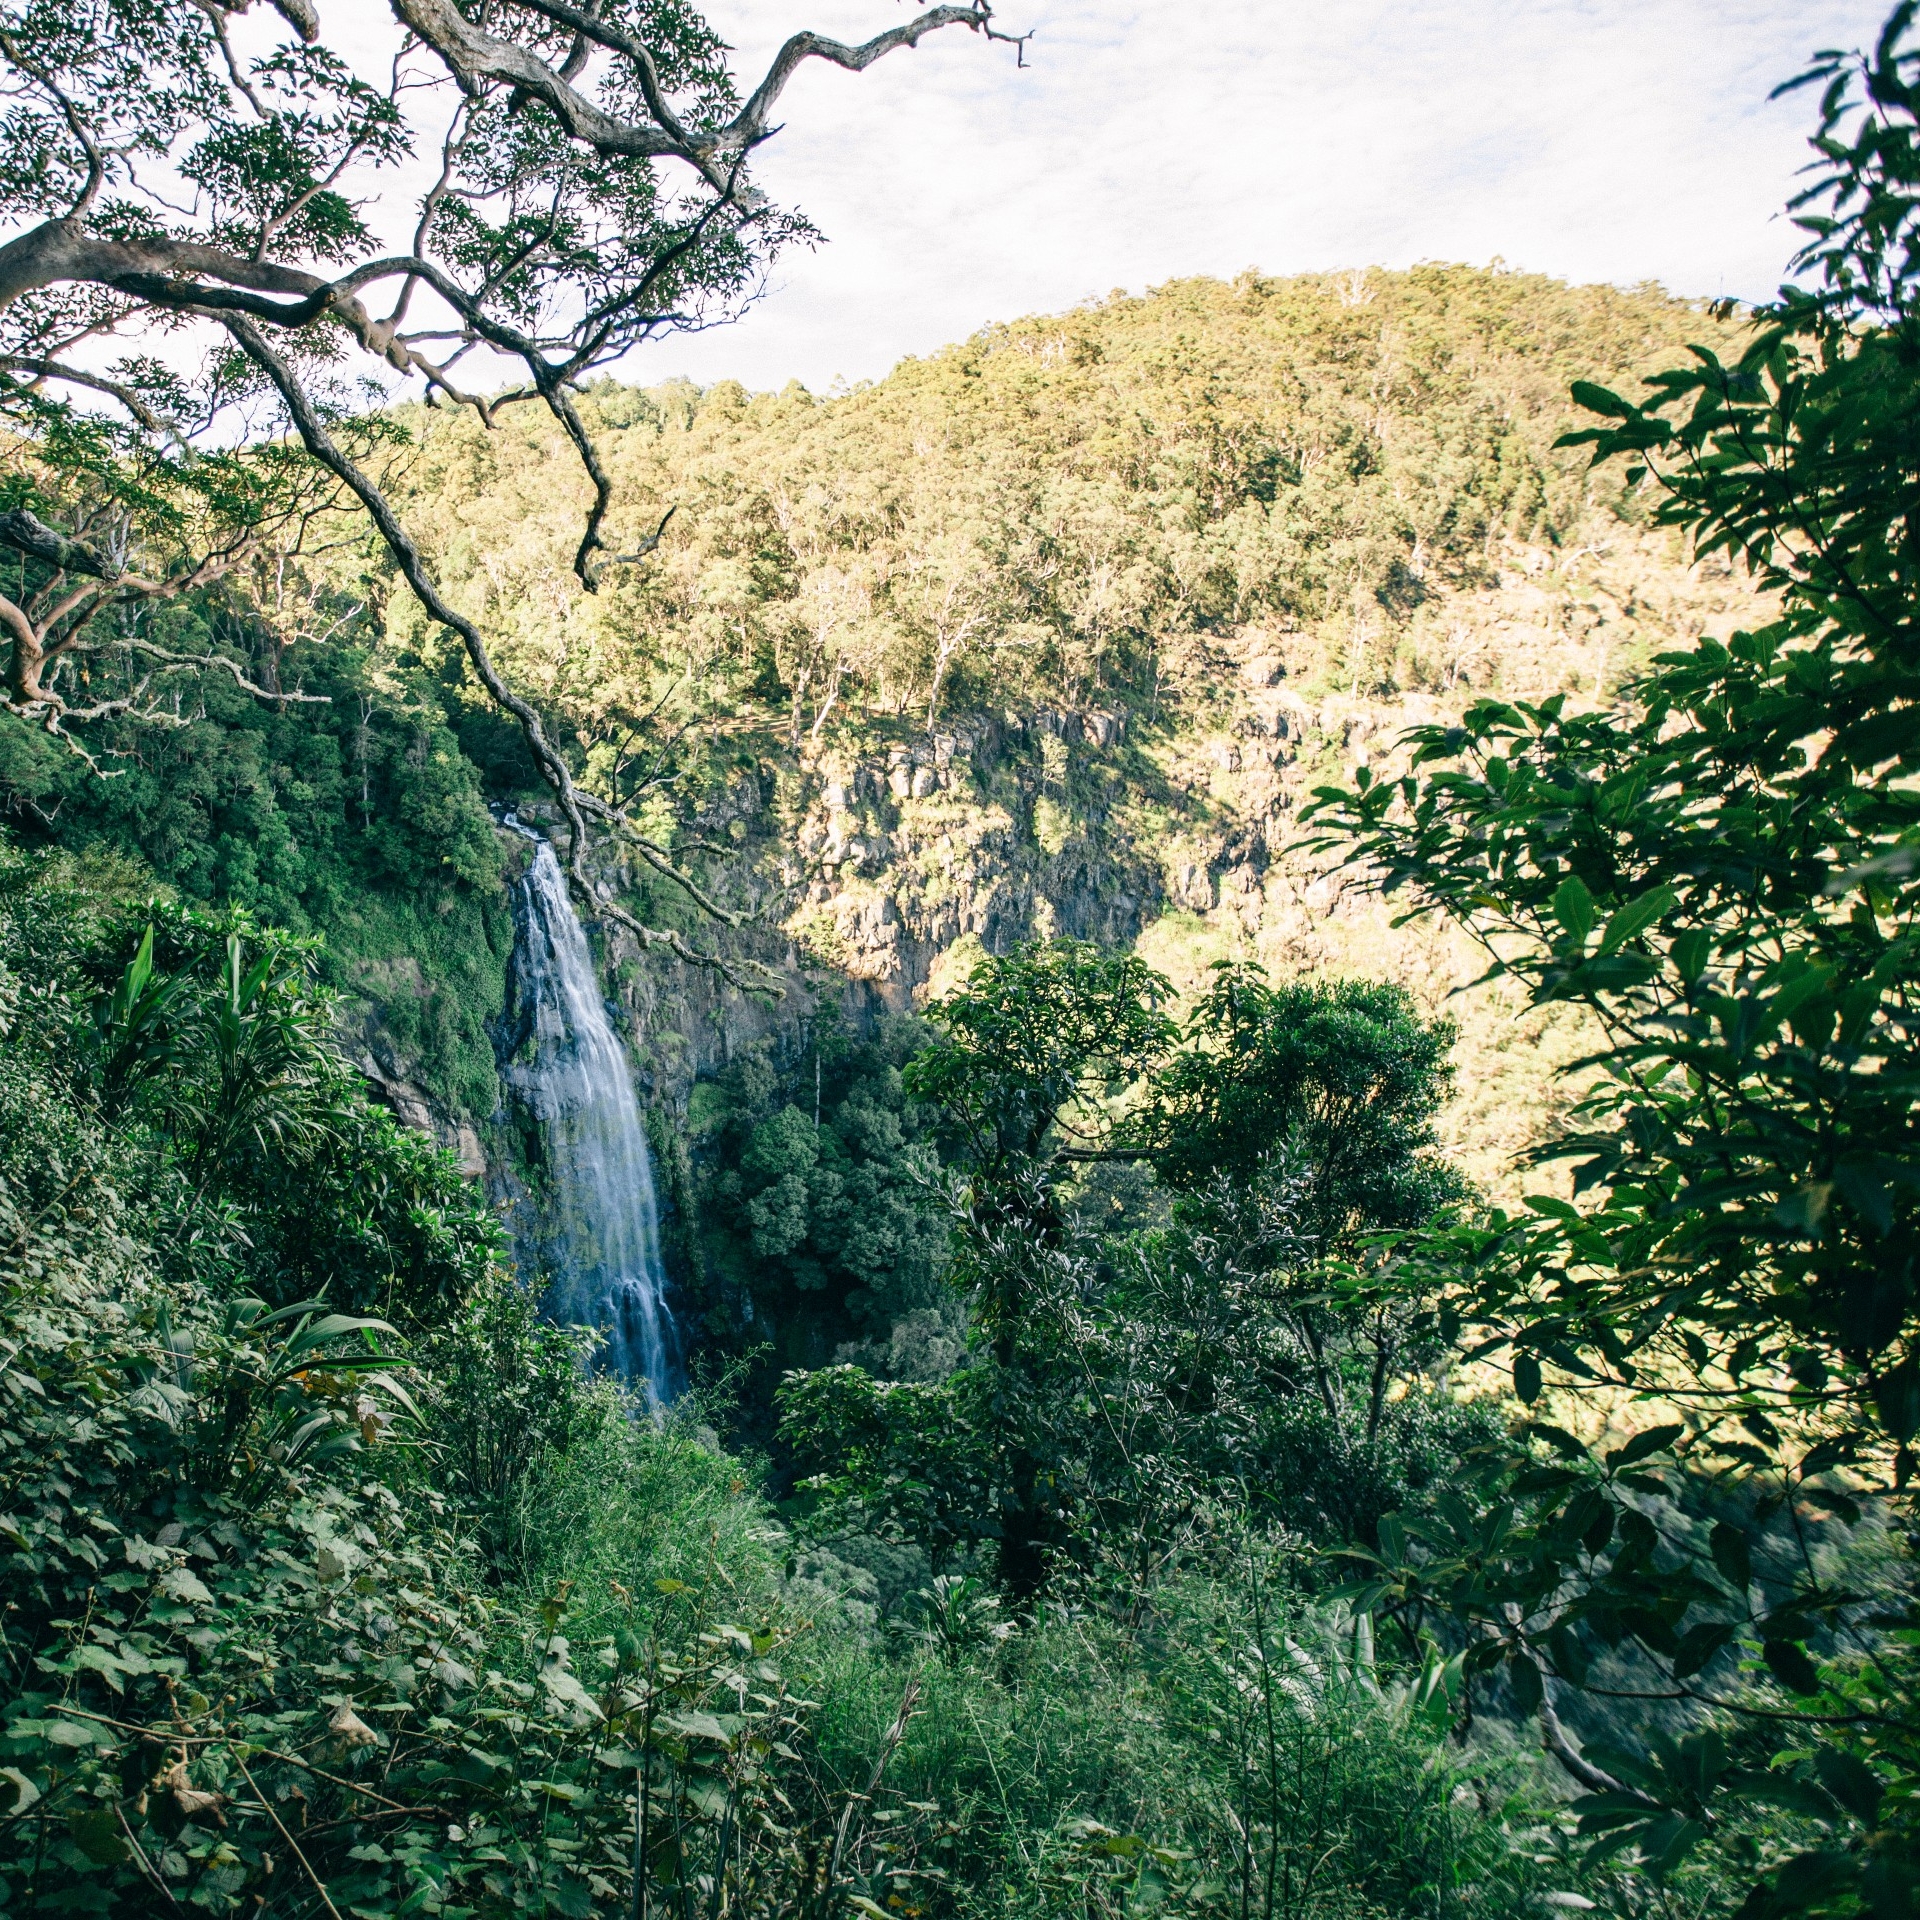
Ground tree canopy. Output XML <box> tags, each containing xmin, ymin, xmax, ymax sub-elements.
<box><xmin>1301</xmin><ymin>9</ymin><xmax>1920</xmax><ymax>1912</ymax></box>
<box><xmin>0</xmin><ymin>0</ymin><xmax>1013</xmax><ymax>923</ymax></box>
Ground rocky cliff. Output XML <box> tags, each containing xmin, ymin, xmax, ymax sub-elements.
<box><xmin>324</xmin><ymin>267</ymin><xmax>1771</xmax><ymax>1217</ymax></box>
<box><xmin>444</xmin><ymin>519</ymin><xmax>1765</xmax><ymax>1215</ymax></box>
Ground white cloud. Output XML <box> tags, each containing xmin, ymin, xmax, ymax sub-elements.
<box><xmin>628</xmin><ymin>0</ymin><xmax>1888</xmax><ymax>392</ymax></box>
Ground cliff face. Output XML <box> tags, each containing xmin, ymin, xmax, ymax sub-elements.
<box><xmin>0</xmin><ymin>266</ymin><xmax>1778</xmax><ymax>1369</ymax></box>
<box><xmin>345</xmin><ymin>522</ymin><xmax>1766</xmax><ymax>1228</ymax></box>
<box><xmin>311</xmin><ymin>490</ymin><xmax>1769</xmax><ymax>1400</ymax></box>
<box><xmin>440</xmin><ymin>521</ymin><xmax>1765</xmax><ymax>1215</ymax></box>
<box><xmin>336</xmin><ymin>537</ymin><xmax>1766</xmax><ymax>1267</ymax></box>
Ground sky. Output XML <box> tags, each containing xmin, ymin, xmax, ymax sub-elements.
<box><xmin>609</xmin><ymin>0</ymin><xmax>1890</xmax><ymax>393</ymax></box>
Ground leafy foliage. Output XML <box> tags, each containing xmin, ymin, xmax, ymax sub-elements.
<box><xmin>0</xmin><ymin>0</ymin><xmax>1008</xmax><ymax>927</ymax></box>
<box><xmin>692</xmin><ymin>1015</ymin><xmax>952</xmax><ymax>1373</ymax></box>
<box><xmin>1</xmin><ymin>841</ymin><xmax>495</xmax><ymax>1322</ymax></box>
<box><xmin>906</xmin><ymin>940</ymin><xmax>1174</xmax><ymax>1203</ymax></box>
<box><xmin>784</xmin><ymin>944</ymin><xmax>1485</xmax><ymax>1604</ymax></box>
<box><xmin>1302</xmin><ymin>10</ymin><xmax>1920</xmax><ymax>1914</ymax></box>
<box><xmin>13</xmin><ymin>9</ymin><xmax>1902</xmax><ymax>1914</ymax></box>
<box><xmin>0</xmin><ymin>835</ymin><xmax>1574</xmax><ymax>1919</ymax></box>
<box><xmin>383</xmin><ymin>266</ymin><xmax>1750</xmax><ymax>767</ymax></box>
<box><xmin>5</xmin><ymin>629</ymin><xmax>514</xmax><ymax>1120</ymax></box>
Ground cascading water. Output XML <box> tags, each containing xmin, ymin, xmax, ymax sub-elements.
<box><xmin>501</xmin><ymin>829</ymin><xmax>680</xmax><ymax>1404</ymax></box>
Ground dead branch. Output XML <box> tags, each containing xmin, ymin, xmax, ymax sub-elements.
<box><xmin>118</xmin><ymin>635</ymin><xmax>329</xmax><ymax>704</ymax></box>
<box><xmin>222</xmin><ymin>314</ymin><xmax>596</xmax><ymax>855</ymax></box>
<box><xmin>0</xmin><ymin>356</ymin><xmax>179</xmax><ymax>436</ymax></box>
<box><xmin>593</xmin><ymin>890</ymin><xmax>784</xmax><ymax>995</ymax></box>
<box><xmin>572</xmin><ymin>790</ymin><xmax>741</xmax><ymax>925</ymax></box>
<box><xmin>393</xmin><ymin>2</ymin><xmax>998</xmax><ymax>177</ymax></box>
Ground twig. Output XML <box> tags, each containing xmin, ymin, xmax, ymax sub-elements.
<box><xmin>825</xmin><ymin>1675</ymin><xmax>922</xmax><ymax>1902</ymax></box>
<box><xmin>229</xmin><ymin>1748</ymin><xmax>344</xmax><ymax>1920</ymax></box>
<box><xmin>45</xmin><ymin>1710</ymin><xmax>441</xmax><ymax>1813</ymax></box>
<box><xmin>114</xmin><ymin>1804</ymin><xmax>182</xmax><ymax>1908</ymax></box>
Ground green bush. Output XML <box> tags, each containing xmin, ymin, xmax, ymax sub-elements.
<box><xmin>692</xmin><ymin>1015</ymin><xmax>953</xmax><ymax>1372</ymax></box>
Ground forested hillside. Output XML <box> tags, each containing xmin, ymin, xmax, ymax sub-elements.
<box><xmin>3</xmin><ymin>263</ymin><xmax>1762</xmax><ymax>1375</ymax></box>
<box><xmin>384</xmin><ymin>263</ymin><xmax>1745</xmax><ymax>733</ymax></box>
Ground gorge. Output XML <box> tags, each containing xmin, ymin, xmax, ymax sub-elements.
<box><xmin>2</xmin><ymin>264</ymin><xmax>1773</xmax><ymax>1393</ymax></box>
<box><xmin>6</xmin><ymin>0</ymin><xmax>1916</xmax><ymax>1909</ymax></box>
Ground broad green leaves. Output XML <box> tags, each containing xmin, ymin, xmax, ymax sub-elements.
<box><xmin>0</xmin><ymin>850</ymin><xmax>875</xmax><ymax>1919</ymax></box>
<box><xmin>1302</xmin><ymin>10</ymin><xmax>1920</xmax><ymax>1909</ymax></box>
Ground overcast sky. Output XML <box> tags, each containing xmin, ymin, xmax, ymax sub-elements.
<box><xmin>618</xmin><ymin>0</ymin><xmax>1888</xmax><ymax>393</ymax></box>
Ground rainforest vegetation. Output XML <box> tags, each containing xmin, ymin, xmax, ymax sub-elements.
<box><xmin>2</xmin><ymin>0</ymin><xmax>1919</xmax><ymax>1915</ymax></box>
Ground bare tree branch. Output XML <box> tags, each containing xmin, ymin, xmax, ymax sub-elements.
<box><xmin>574</xmin><ymin>791</ymin><xmax>741</xmax><ymax>924</ymax></box>
<box><xmin>0</xmin><ymin>356</ymin><xmax>177</xmax><ymax>436</ymax></box>
<box><xmin>1501</xmin><ymin>1610</ymin><xmax>1631</xmax><ymax>1797</ymax></box>
<box><xmin>222</xmin><ymin>313</ymin><xmax>595</xmax><ymax>846</ymax></box>
<box><xmin>384</xmin><ymin>0</ymin><xmax>1009</xmax><ymax>218</ymax></box>
<box><xmin>258</xmin><ymin>0</ymin><xmax>320</xmax><ymax>43</ymax></box>
<box><xmin>118</xmin><ymin>634</ymin><xmax>329</xmax><ymax>704</ymax></box>
<box><xmin>728</xmin><ymin>8</ymin><xmax>1016</xmax><ymax>151</ymax></box>
<box><xmin>604</xmin><ymin>505</ymin><xmax>676</xmax><ymax>568</ymax></box>
<box><xmin>593</xmin><ymin>890</ymin><xmax>783</xmax><ymax>993</ymax></box>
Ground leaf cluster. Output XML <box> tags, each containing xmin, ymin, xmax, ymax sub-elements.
<box><xmin>1301</xmin><ymin>12</ymin><xmax>1920</xmax><ymax>1912</ymax></box>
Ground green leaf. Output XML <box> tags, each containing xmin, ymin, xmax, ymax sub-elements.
<box><xmin>1767</xmin><ymin>964</ymin><xmax>1835</xmax><ymax>1031</ymax></box>
<box><xmin>1643</xmin><ymin>1814</ymin><xmax>1706</xmax><ymax>1878</ymax></box>
<box><xmin>1552</xmin><ymin>876</ymin><xmax>1596</xmax><ymax>947</ymax></box>
<box><xmin>1671</xmin><ymin>929</ymin><xmax>1712</xmax><ymax>985</ymax></box>
<box><xmin>1874</xmin><ymin>1359</ymin><xmax>1920</xmax><ymax>1444</ymax></box>
<box><xmin>1671</xmin><ymin>1622</ymin><xmax>1733</xmax><ymax>1679</ymax></box>
<box><xmin>117</xmin><ymin>925</ymin><xmax>154</xmax><ymax>1013</ymax></box>
<box><xmin>1607</xmin><ymin>1424</ymin><xmax>1681</xmax><ymax>1469</ymax></box>
<box><xmin>1508</xmin><ymin>1651</ymin><xmax>1544</xmax><ymax>1713</ymax></box>
<box><xmin>539</xmin><ymin>1665</ymin><xmax>605</xmax><ymax>1721</ymax></box>
<box><xmin>1762</xmin><ymin>1639</ymin><xmax>1821</xmax><ymax>1695</ymax></box>
<box><xmin>1813</xmin><ymin>1748</ymin><xmax>1883</xmax><ymax>1822</ymax></box>
<box><xmin>67</xmin><ymin>1807</ymin><xmax>128</xmax><ymax>1866</ymax></box>
<box><xmin>656</xmin><ymin>1710</ymin><xmax>731</xmax><ymax>1745</ymax></box>
<box><xmin>159</xmin><ymin>1566</ymin><xmax>213</xmax><ymax>1605</ymax></box>
<box><xmin>1570</xmin><ymin>381</ymin><xmax>1640</xmax><ymax>419</ymax></box>
<box><xmin>1834</xmin><ymin>1160</ymin><xmax>1895</xmax><ymax>1235</ymax></box>
<box><xmin>1376</xmin><ymin>1513</ymin><xmax>1408</xmax><ymax>1566</ymax></box>
<box><xmin>1514</xmin><ymin>1352</ymin><xmax>1542</xmax><ymax>1405</ymax></box>
<box><xmin>1527</xmin><ymin>1422</ymin><xmax>1588</xmax><ymax>1461</ymax></box>
<box><xmin>1596</xmin><ymin>885</ymin><xmax>1676</xmax><ymax>956</ymax></box>
<box><xmin>1581</xmin><ymin>1504</ymin><xmax>1615</xmax><ymax>1555</ymax></box>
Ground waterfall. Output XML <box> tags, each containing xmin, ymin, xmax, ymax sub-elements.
<box><xmin>501</xmin><ymin>830</ymin><xmax>680</xmax><ymax>1404</ymax></box>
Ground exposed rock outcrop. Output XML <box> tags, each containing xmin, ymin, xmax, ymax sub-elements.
<box><xmin>353</xmin><ymin>526</ymin><xmax>1767</xmax><ymax>1214</ymax></box>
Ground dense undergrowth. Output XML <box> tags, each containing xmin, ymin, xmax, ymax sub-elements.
<box><xmin>0</xmin><ymin>841</ymin><xmax>1581</xmax><ymax>1917</ymax></box>
<box><xmin>0</xmin><ymin>635</ymin><xmax>520</xmax><ymax>1123</ymax></box>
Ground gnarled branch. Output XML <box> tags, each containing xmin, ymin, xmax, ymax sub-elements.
<box><xmin>0</xmin><ymin>507</ymin><xmax>118</xmax><ymax>580</ymax></box>
<box><xmin>1</xmin><ymin>356</ymin><xmax>178</xmax><ymax>436</ymax></box>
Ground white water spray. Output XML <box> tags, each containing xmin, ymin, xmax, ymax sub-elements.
<box><xmin>502</xmin><ymin>831</ymin><xmax>680</xmax><ymax>1404</ymax></box>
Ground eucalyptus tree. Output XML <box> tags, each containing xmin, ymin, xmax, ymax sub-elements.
<box><xmin>0</xmin><ymin>0</ymin><xmax>1018</xmax><ymax>951</ymax></box>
